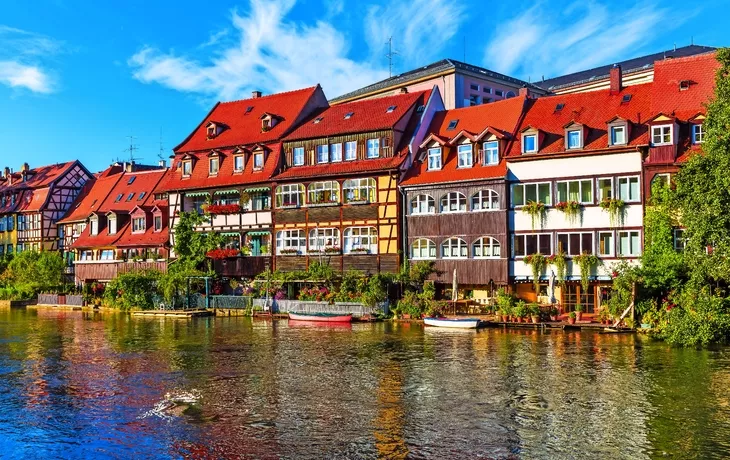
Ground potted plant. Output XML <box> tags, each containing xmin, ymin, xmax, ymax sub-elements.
<box><xmin>529</xmin><ymin>304</ymin><xmax>540</xmax><ymax>324</ymax></box>
<box><xmin>549</xmin><ymin>306</ymin><xmax>559</xmax><ymax>322</ymax></box>
<box><xmin>568</xmin><ymin>311</ymin><xmax>576</xmax><ymax>325</ymax></box>
<box><xmin>555</xmin><ymin>200</ymin><xmax>581</xmax><ymax>224</ymax></box>
<box><xmin>514</xmin><ymin>301</ymin><xmax>527</xmax><ymax>323</ymax></box>
<box><xmin>575</xmin><ymin>304</ymin><xmax>584</xmax><ymax>321</ymax></box>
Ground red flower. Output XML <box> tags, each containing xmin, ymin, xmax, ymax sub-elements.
<box><xmin>206</xmin><ymin>248</ymin><xmax>241</xmax><ymax>259</ymax></box>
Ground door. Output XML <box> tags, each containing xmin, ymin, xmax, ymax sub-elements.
<box><xmin>250</xmin><ymin>236</ymin><xmax>262</xmax><ymax>256</ymax></box>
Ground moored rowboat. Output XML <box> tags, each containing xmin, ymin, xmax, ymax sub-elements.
<box><xmin>424</xmin><ymin>317</ymin><xmax>480</xmax><ymax>329</ymax></box>
<box><xmin>288</xmin><ymin>312</ymin><xmax>353</xmax><ymax>322</ymax></box>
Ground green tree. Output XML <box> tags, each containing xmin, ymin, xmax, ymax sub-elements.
<box><xmin>7</xmin><ymin>250</ymin><xmax>64</xmax><ymax>291</ymax></box>
<box><xmin>173</xmin><ymin>211</ymin><xmax>222</xmax><ymax>271</ymax></box>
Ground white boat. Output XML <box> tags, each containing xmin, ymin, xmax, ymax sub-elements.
<box><xmin>424</xmin><ymin>317</ymin><xmax>480</xmax><ymax>329</ymax></box>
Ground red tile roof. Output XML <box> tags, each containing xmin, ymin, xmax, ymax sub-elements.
<box><xmin>401</xmin><ymin>96</ymin><xmax>526</xmax><ymax>186</ymax></box>
<box><xmin>274</xmin><ymin>156</ymin><xmax>405</xmax><ymax>181</ymax></box>
<box><xmin>16</xmin><ymin>188</ymin><xmax>50</xmax><ymax>212</ymax></box>
<box><xmin>174</xmin><ymin>86</ymin><xmax>323</xmax><ymax>153</ymax></box>
<box><xmin>284</xmin><ymin>91</ymin><xmax>425</xmax><ymax>141</ymax></box>
<box><xmin>0</xmin><ymin>161</ymin><xmax>78</xmax><ymax>192</ymax></box>
<box><xmin>59</xmin><ymin>170</ymin><xmax>124</xmax><ymax>224</ymax></box>
<box><xmin>651</xmin><ymin>52</ymin><xmax>719</xmax><ymax>121</ymax></box>
<box><xmin>115</xmin><ymin>225</ymin><xmax>168</xmax><ymax>247</ymax></box>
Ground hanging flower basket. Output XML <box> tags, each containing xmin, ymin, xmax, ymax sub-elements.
<box><xmin>279</xmin><ymin>248</ymin><xmax>300</xmax><ymax>255</ymax></box>
<box><xmin>324</xmin><ymin>246</ymin><xmax>341</xmax><ymax>254</ymax></box>
<box><xmin>524</xmin><ymin>253</ymin><xmax>547</xmax><ymax>292</ymax></box>
<box><xmin>555</xmin><ymin>200</ymin><xmax>581</xmax><ymax>223</ymax></box>
<box><xmin>349</xmin><ymin>247</ymin><xmax>369</xmax><ymax>254</ymax></box>
<box><xmin>522</xmin><ymin>201</ymin><xmax>546</xmax><ymax>230</ymax></box>
<box><xmin>599</xmin><ymin>198</ymin><xmax>625</xmax><ymax>226</ymax></box>
<box><xmin>550</xmin><ymin>250</ymin><xmax>567</xmax><ymax>286</ymax></box>
<box><xmin>573</xmin><ymin>251</ymin><xmax>600</xmax><ymax>293</ymax></box>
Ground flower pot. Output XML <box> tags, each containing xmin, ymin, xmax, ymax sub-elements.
<box><xmin>550</xmin><ymin>315</ymin><xmax>558</xmax><ymax>321</ymax></box>
<box><xmin>568</xmin><ymin>317</ymin><xmax>576</xmax><ymax>325</ymax></box>
<box><xmin>576</xmin><ymin>311</ymin><xmax>583</xmax><ymax>321</ymax></box>
<box><xmin>530</xmin><ymin>316</ymin><xmax>539</xmax><ymax>324</ymax></box>
<box><xmin>402</xmin><ymin>313</ymin><xmax>411</xmax><ymax>320</ymax></box>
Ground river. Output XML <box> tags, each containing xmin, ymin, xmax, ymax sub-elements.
<box><xmin>1</xmin><ymin>308</ymin><xmax>729</xmax><ymax>459</ymax></box>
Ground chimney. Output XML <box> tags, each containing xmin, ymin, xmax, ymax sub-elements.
<box><xmin>610</xmin><ymin>64</ymin><xmax>622</xmax><ymax>94</ymax></box>
<box><xmin>398</xmin><ymin>87</ymin><xmax>408</xmax><ymax>94</ymax></box>
<box><xmin>158</xmin><ymin>159</ymin><xmax>166</xmax><ymax>168</ymax></box>
<box><xmin>519</xmin><ymin>85</ymin><xmax>529</xmax><ymax>98</ymax></box>
<box><xmin>20</xmin><ymin>162</ymin><xmax>29</xmax><ymax>172</ymax></box>
<box><xmin>126</xmin><ymin>161</ymin><xmax>135</xmax><ymax>173</ymax></box>
<box><xmin>252</xmin><ymin>90</ymin><xmax>262</xmax><ymax>98</ymax></box>
<box><xmin>4</xmin><ymin>167</ymin><xmax>11</xmax><ymax>186</ymax></box>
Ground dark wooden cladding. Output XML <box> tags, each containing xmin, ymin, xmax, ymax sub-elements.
<box><xmin>342</xmin><ymin>205</ymin><xmax>378</xmax><ymax>221</ymax></box>
<box><xmin>277</xmin><ymin>256</ymin><xmax>308</xmax><ymax>271</ymax></box>
<box><xmin>308</xmin><ymin>206</ymin><xmax>341</xmax><ymax>222</ymax></box>
<box><xmin>431</xmin><ymin>259</ymin><xmax>508</xmax><ymax>285</ymax></box>
<box><xmin>212</xmin><ymin>256</ymin><xmax>270</xmax><ymax>278</ymax></box>
<box><xmin>282</xmin><ymin>129</ymin><xmax>394</xmax><ymax>167</ymax></box>
<box><xmin>379</xmin><ymin>254</ymin><xmax>399</xmax><ymax>273</ymax></box>
<box><xmin>276</xmin><ymin>209</ymin><xmax>307</xmax><ymax>224</ymax></box>
<box><xmin>343</xmin><ymin>255</ymin><xmax>379</xmax><ymax>273</ymax></box>
<box><xmin>75</xmin><ymin>261</ymin><xmax>168</xmax><ymax>283</ymax></box>
<box><xmin>646</xmin><ymin>145</ymin><xmax>677</xmax><ymax>164</ymax></box>
<box><xmin>408</xmin><ymin>212</ymin><xmax>508</xmax><ymax>239</ymax></box>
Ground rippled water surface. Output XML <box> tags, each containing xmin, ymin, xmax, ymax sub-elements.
<box><xmin>1</xmin><ymin>308</ymin><xmax>730</xmax><ymax>459</ymax></box>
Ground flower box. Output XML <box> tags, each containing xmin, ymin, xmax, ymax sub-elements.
<box><xmin>349</xmin><ymin>248</ymin><xmax>369</xmax><ymax>254</ymax></box>
<box><xmin>205</xmin><ymin>204</ymin><xmax>242</xmax><ymax>215</ymax></box>
<box><xmin>279</xmin><ymin>249</ymin><xmax>300</xmax><ymax>255</ymax></box>
<box><xmin>206</xmin><ymin>248</ymin><xmax>241</xmax><ymax>259</ymax></box>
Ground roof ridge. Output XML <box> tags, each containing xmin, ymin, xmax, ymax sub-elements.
<box><xmin>218</xmin><ymin>85</ymin><xmax>318</xmax><ymax>105</ymax></box>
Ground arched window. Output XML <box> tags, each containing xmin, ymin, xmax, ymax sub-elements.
<box><xmin>410</xmin><ymin>194</ymin><xmax>435</xmax><ymax>215</ymax></box>
<box><xmin>505</xmin><ymin>91</ymin><xmax>516</xmax><ymax>98</ymax></box>
<box><xmin>471</xmin><ymin>189</ymin><xmax>499</xmax><ymax>211</ymax></box>
<box><xmin>440</xmin><ymin>192</ymin><xmax>466</xmax><ymax>213</ymax></box>
<box><xmin>343</xmin><ymin>227</ymin><xmax>378</xmax><ymax>254</ymax></box>
<box><xmin>343</xmin><ymin>178</ymin><xmax>376</xmax><ymax>203</ymax></box>
<box><xmin>309</xmin><ymin>228</ymin><xmax>340</xmax><ymax>252</ymax></box>
<box><xmin>276</xmin><ymin>229</ymin><xmax>306</xmax><ymax>255</ymax></box>
<box><xmin>411</xmin><ymin>238</ymin><xmax>436</xmax><ymax>259</ymax></box>
<box><xmin>307</xmin><ymin>181</ymin><xmax>340</xmax><ymax>205</ymax></box>
<box><xmin>275</xmin><ymin>184</ymin><xmax>305</xmax><ymax>208</ymax></box>
<box><xmin>441</xmin><ymin>237</ymin><xmax>468</xmax><ymax>258</ymax></box>
<box><xmin>473</xmin><ymin>237</ymin><xmax>501</xmax><ymax>258</ymax></box>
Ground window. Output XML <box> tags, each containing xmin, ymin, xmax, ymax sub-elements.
<box><xmin>367</xmin><ymin>139</ymin><xmax>380</xmax><ymax>158</ymax></box>
<box><xmin>652</xmin><ymin>173</ymin><xmax>671</xmax><ymax>189</ymax></box>
<box><xmin>440</xmin><ymin>192</ymin><xmax>466</xmax><ymax>213</ymax></box>
<box><xmin>108</xmin><ymin>216</ymin><xmax>117</xmax><ymax>235</ymax></box>
<box><xmin>473</xmin><ymin>237</ymin><xmax>500</xmax><ymax>258</ymax></box>
<box><xmin>617</xmin><ymin>176</ymin><xmax>640</xmax><ymax>202</ymax></box>
<box><xmin>556</xmin><ymin>232</ymin><xmax>594</xmax><ymax>256</ymax></box>
<box><xmin>651</xmin><ymin>125</ymin><xmax>672</xmax><ymax>145</ymax></box>
<box><xmin>618</xmin><ymin>230</ymin><xmax>641</xmax><ymax>256</ymax></box>
<box><xmin>80</xmin><ymin>250</ymin><xmax>92</xmax><ymax>261</ymax></box>
<box><xmin>214</xmin><ymin>191</ymin><xmax>240</xmax><ymax>206</ymax></box>
<box><xmin>234</xmin><ymin>155</ymin><xmax>245</xmax><ymax>172</ymax></box>
<box><xmin>343</xmin><ymin>227</ymin><xmax>378</xmax><ymax>254</ymax></box>
<box><xmin>126</xmin><ymin>193</ymin><xmax>134</xmax><ymax>202</ymax></box>
<box><xmin>132</xmin><ymin>216</ymin><xmax>145</xmax><ymax>233</ymax></box>
<box><xmin>511</xmin><ymin>182</ymin><xmax>551</xmax><ymax>207</ymax></box>
<box><xmin>253</xmin><ymin>153</ymin><xmax>264</xmax><ymax>170</ymax></box>
<box><xmin>457</xmin><ymin>144</ymin><xmax>473</xmax><ymax>168</ymax></box>
<box><xmin>309</xmin><ymin>228</ymin><xmax>340</xmax><ymax>252</ymax></box>
<box><xmin>276</xmin><ymin>184</ymin><xmax>305</xmax><ymax>207</ymax></box>
<box><xmin>182</xmin><ymin>160</ymin><xmax>192</xmax><ymax>177</ymax></box>
<box><xmin>308</xmin><ymin>181</ymin><xmax>340</xmax><ymax>204</ymax></box>
<box><xmin>209</xmin><ymin>157</ymin><xmax>219</xmax><ymax>175</ymax></box>
<box><xmin>567</xmin><ymin>130</ymin><xmax>581</xmax><ymax>149</ymax></box>
<box><xmin>597</xmin><ymin>178</ymin><xmax>613</xmax><ymax>201</ymax></box>
<box><xmin>115</xmin><ymin>194</ymin><xmax>123</xmax><ymax>203</ymax></box>
<box><xmin>505</xmin><ymin>91</ymin><xmax>516</xmax><ymax>98</ymax></box>
<box><xmin>674</xmin><ymin>228</ymin><xmax>686</xmax><ymax>251</ymax></box>
<box><xmin>345</xmin><ymin>141</ymin><xmax>357</xmax><ymax>161</ymax></box>
<box><xmin>441</xmin><ymin>237</ymin><xmax>468</xmax><ymax>258</ymax></box>
<box><xmin>483</xmin><ymin>141</ymin><xmax>499</xmax><ymax>165</ymax></box>
<box><xmin>693</xmin><ymin>124</ymin><xmax>705</xmax><ymax>144</ymax></box>
<box><xmin>469</xmin><ymin>95</ymin><xmax>480</xmax><ymax>106</ymax></box>
<box><xmin>556</xmin><ymin>179</ymin><xmax>593</xmax><ymax>204</ymax></box>
<box><xmin>89</xmin><ymin>217</ymin><xmax>98</xmax><ymax>236</ymax></box>
<box><xmin>276</xmin><ymin>229</ymin><xmax>306</xmax><ymax>255</ymax></box>
<box><xmin>154</xmin><ymin>215</ymin><xmax>162</xmax><ymax>232</ymax></box>
<box><xmin>343</xmin><ymin>178</ymin><xmax>376</xmax><ymax>203</ymax></box>
<box><xmin>512</xmin><ymin>234</ymin><xmax>552</xmax><ymax>258</ymax></box>
<box><xmin>411</xmin><ymin>238</ymin><xmax>436</xmax><ymax>259</ymax></box>
<box><xmin>411</xmin><ymin>194</ymin><xmax>435</xmax><ymax>215</ymax></box>
<box><xmin>386</xmin><ymin>105</ymin><xmax>397</xmax><ymax>113</ymax></box>
<box><xmin>483</xmin><ymin>86</ymin><xmax>492</xmax><ymax>94</ymax></box>
<box><xmin>293</xmin><ymin>147</ymin><xmax>305</xmax><ymax>166</ymax></box>
<box><xmin>610</xmin><ymin>125</ymin><xmax>626</xmax><ymax>145</ymax></box>
<box><xmin>138</xmin><ymin>192</ymin><xmax>146</xmax><ymax>201</ymax></box>
<box><xmin>128</xmin><ymin>176</ymin><xmax>136</xmax><ymax>185</ymax></box>
<box><xmin>470</xmin><ymin>84</ymin><xmax>479</xmax><ymax>91</ymax></box>
<box><xmin>495</xmin><ymin>90</ymin><xmax>503</xmax><ymax>97</ymax></box>
<box><xmin>330</xmin><ymin>143</ymin><xmax>343</xmax><ymax>162</ymax></box>
<box><xmin>316</xmin><ymin>145</ymin><xmax>329</xmax><ymax>163</ymax></box>
<box><xmin>100</xmin><ymin>250</ymin><xmax>115</xmax><ymax>261</ymax></box>
<box><xmin>447</xmin><ymin>120</ymin><xmax>458</xmax><ymax>130</ymax></box>
<box><xmin>523</xmin><ymin>134</ymin><xmax>537</xmax><ymax>153</ymax></box>
<box><xmin>344</xmin><ymin>111</ymin><xmax>354</xmax><ymax>119</ymax></box>
<box><xmin>427</xmin><ymin>147</ymin><xmax>442</xmax><ymax>170</ymax></box>
<box><xmin>471</xmin><ymin>190</ymin><xmax>499</xmax><ymax>211</ymax></box>
<box><xmin>598</xmin><ymin>231</ymin><xmax>614</xmax><ymax>256</ymax></box>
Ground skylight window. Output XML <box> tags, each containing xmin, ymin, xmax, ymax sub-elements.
<box><xmin>344</xmin><ymin>112</ymin><xmax>354</xmax><ymax>119</ymax></box>
<box><xmin>126</xmin><ymin>192</ymin><xmax>135</xmax><ymax>202</ymax></box>
<box><xmin>115</xmin><ymin>194</ymin><xmax>123</xmax><ymax>202</ymax></box>
<box><xmin>416</xmin><ymin>105</ymin><xmax>425</xmax><ymax>113</ymax></box>
<box><xmin>555</xmin><ymin>103</ymin><xmax>565</xmax><ymax>112</ymax></box>
<box><xmin>621</xmin><ymin>94</ymin><xmax>632</xmax><ymax>104</ymax></box>
<box><xmin>128</xmin><ymin>176</ymin><xmax>136</xmax><ymax>185</ymax></box>
<box><xmin>386</xmin><ymin>105</ymin><xmax>397</xmax><ymax>113</ymax></box>
<box><xmin>313</xmin><ymin>117</ymin><xmax>323</xmax><ymax>124</ymax></box>
<box><xmin>138</xmin><ymin>192</ymin><xmax>146</xmax><ymax>201</ymax></box>
<box><xmin>446</xmin><ymin>120</ymin><xmax>459</xmax><ymax>130</ymax></box>
<box><xmin>245</xmin><ymin>106</ymin><xmax>254</xmax><ymax>114</ymax></box>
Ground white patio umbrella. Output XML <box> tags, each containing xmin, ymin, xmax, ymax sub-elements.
<box><xmin>452</xmin><ymin>269</ymin><xmax>458</xmax><ymax>315</ymax></box>
<box><xmin>549</xmin><ymin>269</ymin><xmax>556</xmax><ymax>304</ymax></box>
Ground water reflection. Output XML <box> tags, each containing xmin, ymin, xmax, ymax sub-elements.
<box><xmin>1</xmin><ymin>309</ymin><xmax>730</xmax><ymax>458</ymax></box>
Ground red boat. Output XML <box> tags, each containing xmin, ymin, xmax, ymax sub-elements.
<box><xmin>288</xmin><ymin>312</ymin><xmax>353</xmax><ymax>322</ymax></box>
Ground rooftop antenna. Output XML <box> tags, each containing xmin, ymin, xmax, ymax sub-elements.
<box><xmin>158</xmin><ymin>127</ymin><xmax>165</xmax><ymax>161</ymax></box>
<box><xmin>123</xmin><ymin>134</ymin><xmax>141</xmax><ymax>164</ymax></box>
<box><xmin>385</xmin><ymin>36</ymin><xmax>399</xmax><ymax>78</ymax></box>
<box><xmin>691</xmin><ymin>36</ymin><xmax>694</xmax><ymax>45</ymax></box>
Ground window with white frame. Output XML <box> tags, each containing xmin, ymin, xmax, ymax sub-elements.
<box><xmin>316</xmin><ymin>144</ymin><xmax>329</xmax><ymax>163</ymax></box>
<box><xmin>618</xmin><ymin>230</ymin><xmax>641</xmax><ymax>256</ymax></box>
<box><xmin>209</xmin><ymin>157</ymin><xmax>219</xmax><ymax>175</ymax></box>
<box><xmin>234</xmin><ymin>155</ymin><xmax>244</xmax><ymax>172</ymax></box>
<box><xmin>483</xmin><ymin>141</ymin><xmax>499</xmax><ymax>165</ymax></box>
<box><xmin>307</xmin><ymin>181</ymin><xmax>339</xmax><ymax>204</ymax></box>
<box><xmin>567</xmin><ymin>129</ymin><xmax>582</xmax><ymax>149</ymax></box>
<box><xmin>132</xmin><ymin>216</ymin><xmax>145</xmax><ymax>233</ymax></box>
<box><xmin>471</xmin><ymin>189</ymin><xmax>499</xmax><ymax>211</ymax></box>
<box><xmin>597</xmin><ymin>177</ymin><xmax>613</xmax><ymax>201</ymax></box>
<box><xmin>522</xmin><ymin>134</ymin><xmax>537</xmax><ymax>153</ymax></box>
<box><xmin>610</xmin><ymin>125</ymin><xmax>626</xmax><ymax>145</ymax></box>
<box><xmin>276</xmin><ymin>229</ymin><xmax>306</xmax><ymax>255</ymax></box>
<box><xmin>473</xmin><ymin>237</ymin><xmax>500</xmax><ymax>258</ymax></box>
<box><xmin>617</xmin><ymin>176</ymin><xmax>640</xmax><ymax>202</ymax></box>
<box><xmin>556</xmin><ymin>179</ymin><xmax>593</xmax><ymax>204</ymax></box>
<box><xmin>293</xmin><ymin>147</ymin><xmax>305</xmax><ymax>166</ymax></box>
<box><xmin>427</xmin><ymin>147</ymin><xmax>442</xmax><ymax>170</ymax></box>
<box><xmin>309</xmin><ymin>228</ymin><xmax>340</xmax><ymax>252</ymax></box>
<box><xmin>345</xmin><ymin>141</ymin><xmax>357</xmax><ymax>160</ymax></box>
<box><xmin>100</xmin><ymin>250</ymin><xmax>115</xmax><ymax>260</ymax></box>
<box><xmin>457</xmin><ymin>144</ymin><xmax>473</xmax><ymax>168</ymax></box>
<box><xmin>343</xmin><ymin>178</ymin><xmax>375</xmax><ymax>203</ymax></box>
<box><xmin>556</xmin><ymin>232</ymin><xmax>594</xmax><ymax>256</ymax></box>
<box><xmin>511</xmin><ymin>182</ymin><xmax>551</xmax><ymax>207</ymax></box>
<box><xmin>367</xmin><ymin>138</ymin><xmax>380</xmax><ymax>158</ymax></box>
<box><xmin>512</xmin><ymin>234</ymin><xmax>552</xmax><ymax>257</ymax></box>
<box><xmin>182</xmin><ymin>160</ymin><xmax>192</xmax><ymax>177</ymax></box>
<box><xmin>343</xmin><ymin>227</ymin><xmax>378</xmax><ymax>254</ymax></box>
<box><xmin>276</xmin><ymin>184</ymin><xmax>305</xmax><ymax>207</ymax></box>
<box><xmin>411</xmin><ymin>238</ymin><xmax>436</xmax><ymax>259</ymax></box>
<box><xmin>440</xmin><ymin>192</ymin><xmax>466</xmax><ymax>213</ymax></box>
<box><xmin>330</xmin><ymin>143</ymin><xmax>343</xmax><ymax>162</ymax></box>
<box><xmin>89</xmin><ymin>216</ymin><xmax>98</xmax><ymax>236</ymax></box>
<box><xmin>154</xmin><ymin>215</ymin><xmax>162</xmax><ymax>232</ymax></box>
<box><xmin>651</xmin><ymin>173</ymin><xmax>671</xmax><ymax>190</ymax></box>
<box><xmin>411</xmin><ymin>194</ymin><xmax>435</xmax><ymax>215</ymax></box>
<box><xmin>651</xmin><ymin>125</ymin><xmax>673</xmax><ymax>145</ymax></box>
<box><xmin>692</xmin><ymin>124</ymin><xmax>705</xmax><ymax>144</ymax></box>
<box><xmin>674</xmin><ymin>228</ymin><xmax>686</xmax><ymax>251</ymax></box>
<box><xmin>441</xmin><ymin>237</ymin><xmax>468</xmax><ymax>258</ymax></box>
<box><xmin>108</xmin><ymin>215</ymin><xmax>117</xmax><ymax>235</ymax></box>
<box><xmin>597</xmin><ymin>231</ymin><xmax>614</xmax><ymax>256</ymax></box>
<box><xmin>253</xmin><ymin>153</ymin><xmax>264</xmax><ymax>170</ymax></box>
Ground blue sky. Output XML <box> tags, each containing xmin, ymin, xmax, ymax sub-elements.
<box><xmin>2</xmin><ymin>0</ymin><xmax>728</xmax><ymax>172</ymax></box>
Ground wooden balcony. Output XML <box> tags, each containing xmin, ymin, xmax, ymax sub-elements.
<box><xmin>646</xmin><ymin>145</ymin><xmax>678</xmax><ymax>164</ymax></box>
<box><xmin>212</xmin><ymin>255</ymin><xmax>271</xmax><ymax>278</ymax></box>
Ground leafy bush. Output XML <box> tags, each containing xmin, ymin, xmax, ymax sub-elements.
<box><xmin>103</xmin><ymin>271</ymin><xmax>160</xmax><ymax>310</ymax></box>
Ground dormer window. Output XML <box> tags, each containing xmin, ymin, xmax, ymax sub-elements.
<box><xmin>253</xmin><ymin>152</ymin><xmax>264</xmax><ymax>170</ymax></box>
<box><xmin>132</xmin><ymin>216</ymin><xmax>145</xmax><ymax>233</ymax></box>
<box><xmin>317</xmin><ymin>145</ymin><xmax>329</xmax><ymax>164</ymax></box>
<box><xmin>207</xmin><ymin>125</ymin><xmax>216</xmax><ymax>137</ymax></box>
<box><xmin>154</xmin><ymin>214</ymin><xmax>162</xmax><ymax>232</ymax></box>
<box><xmin>209</xmin><ymin>157</ymin><xmax>219</xmax><ymax>175</ymax></box>
<box><xmin>522</xmin><ymin>133</ymin><xmax>538</xmax><ymax>154</ymax></box>
<box><xmin>693</xmin><ymin>124</ymin><xmax>705</xmax><ymax>144</ymax></box>
<box><xmin>89</xmin><ymin>216</ymin><xmax>98</xmax><ymax>236</ymax></box>
<box><xmin>483</xmin><ymin>141</ymin><xmax>499</xmax><ymax>165</ymax></box>
<box><xmin>313</xmin><ymin>117</ymin><xmax>323</xmax><ymax>124</ymax></box>
<box><xmin>293</xmin><ymin>147</ymin><xmax>305</xmax><ymax>166</ymax></box>
<box><xmin>182</xmin><ymin>160</ymin><xmax>192</xmax><ymax>177</ymax></box>
<box><xmin>567</xmin><ymin>129</ymin><xmax>581</xmax><ymax>149</ymax></box>
<box><xmin>234</xmin><ymin>154</ymin><xmax>244</xmax><ymax>172</ymax></box>
<box><xmin>457</xmin><ymin>144</ymin><xmax>473</xmax><ymax>168</ymax></box>
<box><xmin>427</xmin><ymin>147</ymin><xmax>442</xmax><ymax>171</ymax></box>
<box><xmin>611</xmin><ymin>125</ymin><xmax>626</xmax><ymax>145</ymax></box>
<box><xmin>260</xmin><ymin>113</ymin><xmax>278</xmax><ymax>132</ymax></box>
<box><xmin>680</xmin><ymin>80</ymin><xmax>691</xmax><ymax>91</ymax></box>
<box><xmin>108</xmin><ymin>215</ymin><xmax>117</xmax><ymax>235</ymax></box>
<box><xmin>206</xmin><ymin>122</ymin><xmax>222</xmax><ymax>138</ymax></box>
<box><xmin>651</xmin><ymin>125</ymin><xmax>673</xmax><ymax>146</ymax></box>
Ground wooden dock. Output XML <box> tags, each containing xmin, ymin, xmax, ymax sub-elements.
<box><xmin>131</xmin><ymin>309</ymin><xmax>214</xmax><ymax>318</ymax></box>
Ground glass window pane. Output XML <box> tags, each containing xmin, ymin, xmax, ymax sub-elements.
<box><xmin>568</xmin><ymin>181</ymin><xmax>579</xmax><ymax>201</ymax></box>
<box><xmin>631</xmin><ymin>232</ymin><xmax>641</xmax><ymax>255</ymax></box>
<box><xmin>598</xmin><ymin>178</ymin><xmax>612</xmax><ymax>200</ymax></box>
<box><xmin>513</xmin><ymin>185</ymin><xmax>524</xmax><ymax>206</ymax></box>
<box><xmin>581</xmin><ymin>233</ymin><xmax>593</xmax><ymax>253</ymax></box>
<box><xmin>629</xmin><ymin>177</ymin><xmax>639</xmax><ymax>201</ymax></box>
<box><xmin>569</xmin><ymin>234</ymin><xmax>580</xmax><ymax>255</ymax></box>
<box><xmin>539</xmin><ymin>235</ymin><xmax>551</xmax><ymax>254</ymax></box>
<box><xmin>538</xmin><ymin>183</ymin><xmax>551</xmax><ymax>205</ymax></box>
<box><xmin>525</xmin><ymin>235</ymin><xmax>537</xmax><ymax>255</ymax></box>
<box><xmin>580</xmin><ymin>180</ymin><xmax>592</xmax><ymax>203</ymax></box>
<box><xmin>557</xmin><ymin>234</ymin><xmax>568</xmax><ymax>253</ymax></box>
<box><xmin>557</xmin><ymin>183</ymin><xmax>567</xmax><ymax>202</ymax></box>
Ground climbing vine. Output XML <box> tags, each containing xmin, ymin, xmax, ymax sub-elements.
<box><xmin>524</xmin><ymin>253</ymin><xmax>547</xmax><ymax>292</ymax></box>
<box><xmin>600</xmin><ymin>198</ymin><xmax>625</xmax><ymax>227</ymax></box>
<box><xmin>522</xmin><ymin>201</ymin><xmax>546</xmax><ymax>230</ymax></box>
<box><xmin>573</xmin><ymin>251</ymin><xmax>599</xmax><ymax>293</ymax></box>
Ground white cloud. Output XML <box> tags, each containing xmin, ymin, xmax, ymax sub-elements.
<box><xmin>484</xmin><ymin>2</ymin><xmax>673</xmax><ymax>81</ymax></box>
<box><xmin>364</xmin><ymin>0</ymin><xmax>467</xmax><ymax>68</ymax></box>
<box><xmin>0</xmin><ymin>61</ymin><xmax>54</xmax><ymax>93</ymax></box>
<box><xmin>129</xmin><ymin>0</ymin><xmax>388</xmax><ymax>100</ymax></box>
<box><xmin>0</xmin><ymin>26</ymin><xmax>61</xmax><ymax>93</ymax></box>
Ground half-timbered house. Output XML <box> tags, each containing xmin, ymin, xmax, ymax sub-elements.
<box><xmin>400</xmin><ymin>92</ymin><xmax>528</xmax><ymax>301</ymax></box>
<box><xmin>160</xmin><ymin>86</ymin><xmax>329</xmax><ymax>279</ymax></box>
<box><xmin>272</xmin><ymin>88</ymin><xmax>442</xmax><ymax>274</ymax></box>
